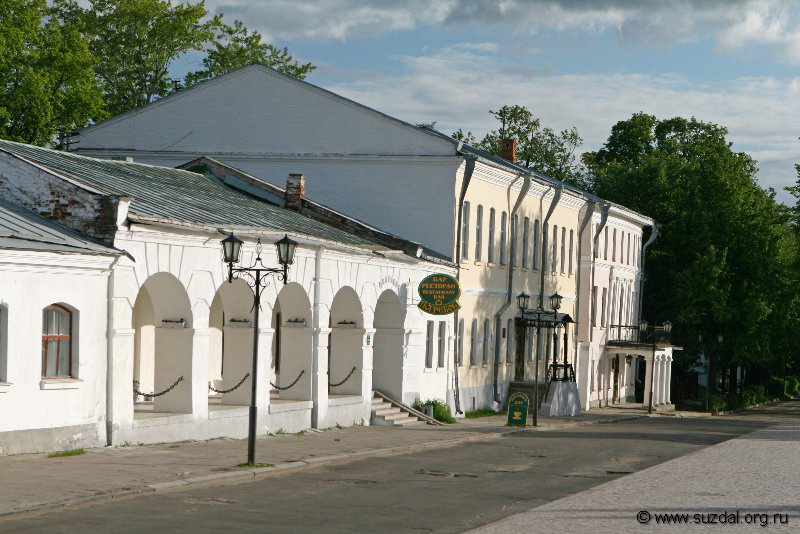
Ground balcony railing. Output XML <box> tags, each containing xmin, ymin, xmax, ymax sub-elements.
<box><xmin>608</xmin><ymin>324</ymin><xmax>672</xmax><ymax>345</ymax></box>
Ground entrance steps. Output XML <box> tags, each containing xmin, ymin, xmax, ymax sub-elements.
<box><xmin>370</xmin><ymin>391</ymin><xmax>443</xmax><ymax>427</ymax></box>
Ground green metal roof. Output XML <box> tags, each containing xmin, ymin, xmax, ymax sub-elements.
<box><xmin>0</xmin><ymin>140</ymin><xmax>380</xmax><ymax>247</ymax></box>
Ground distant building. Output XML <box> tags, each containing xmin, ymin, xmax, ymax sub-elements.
<box><xmin>73</xmin><ymin>64</ymin><xmax>672</xmax><ymax>413</ymax></box>
<box><xmin>0</xmin><ymin>140</ymin><xmax>453</xmax><ymax>453</ymax></box>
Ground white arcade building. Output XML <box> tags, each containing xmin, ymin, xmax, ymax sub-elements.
<box><xmin>0</xmin><ymin>140</ymin><xmax>456</xmax><ymax>454</ymax></box>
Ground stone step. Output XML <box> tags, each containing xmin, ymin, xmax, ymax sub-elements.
<box><xmin>381</xmin><ymin>411</ymin><xmax>412</xmax><ymax>421</ymax></box>
<box><xmin>374</xmin><ymin>406</ymin><xmax>402</xmax><ymax>416</ymax></box>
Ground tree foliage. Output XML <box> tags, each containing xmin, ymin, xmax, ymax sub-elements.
<box><xmin>583</xmin><ymin>113</ymin><xmax>800</xmax><ymax>385</ymax></box>
<box><xmin>454</xmin><ymin>105</ymin><xmax>586</xmax><ymax>187</ymax></box>
<box><xmin>185</xmin><ymin>19</ymin><xmax>314</xmax><ymax>87</ymax></box>
<box><xmin>0</xmin><ymin>0</ymin><xmax>104</xmax><ymax>144</ymax></box>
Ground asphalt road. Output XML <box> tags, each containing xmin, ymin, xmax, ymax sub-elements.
<box><xmin>2</xmin><ymin>415</ymin><xmax>775</xmax><ymax>533</ymax></box>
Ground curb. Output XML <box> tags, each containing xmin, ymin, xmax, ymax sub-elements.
<box><xmin>0</xmin><ymin>413</ymin><xmax>639</xmax><ymax>520</ymax></box>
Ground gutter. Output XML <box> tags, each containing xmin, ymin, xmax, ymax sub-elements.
<box><xmin>637</xmin><ymin>223</ymin><xmax>660</xmax><ymax>322</ymax></box>
<box><xmin>572</xmin><ymin>199</ymin><xmax>597</xmax><ymax>385</ymax></box>
<box><xmin>589</xmin><ymin>203</ymin><xmax>610</xmax><ymax>343</ymax></box>
<box><xmin>451</xmin><ymin>151</ymin><xmax>476</xmax><ymax>414</ymax></box>
<box><xmin>493</xmin><ymin>173</ymin><xmax>531</xmax><ymax>403</ymax></box>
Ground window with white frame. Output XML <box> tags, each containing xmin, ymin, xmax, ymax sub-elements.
<box><xmin>603</xmin><ymin>226</ymin><xmax>608</xmax><ymax>260</ymax></box>
<box><xmin>600</xmin><ymin>288</ymin><xmax>608</xmax><ymax>327</ymax></box>
<box><xmin>470</xmin><ymin>318</ymin><xmax>478</xmax><ymax>365</ymax></box>
<box><xmin>42</xmin><ymin>304</ymin><xmax>75</xmax><ymax>378</ymax></box>
<box><xmin>626</xmin><ymin>232</ymin><xmax>631</xmax><ymax>265</ymax></box>
<box><xmin>568</xmin><ymin>229</ymin><xmax>574</xmax><ymax>274</ymax></box>
<box><xmin>462</xmin><ymin>201</ymin><xmax>471</xmax><ymax>260</ymax></box>
<box><xmin>592</xmin><ymin>286</ymin><xmax>598</xmax><ymax>327</ymax></box>
<box><xmin>488</xmin><ymin>208</ymin><xmax>496</xmax><ymax>263</ymax></box>
<box><xmin>533</xmin><ymin>219</ymin><xmax>540</xmax><ymax>269</ymax></box>
<box><xmin>560</xmin><ymin>227</ymin><xmax>566</xmax><ymax>273</ymax></box>
<box><xmin>593</xmin><ymin>224</ymin><xmax>599</xmax><ymax>258</ymax></box>
<box><xmin>425</xmin><ymin>320</ymin><xmax>434</xmax><ymax>368</ymax></box>
<box><xmin>457</xmin><ymin>319</ymin><xmax>464</xmax><ymax>365</ymax></box>
<box><xmin>500</xmin><ymin>212</ymin><xmax>508</xmax><ymax>265</ymax></box>
<box><xmin>522</xmin><ymin>217</ymin><xmax>530</xmax><ymax>268</ymax></box>
<box><xmin>542</xmin><ymin>223</ymin><xmax>548</xmax><ymax>273</ymax></box>
<box><xmin>475</xmin><ymin>204</ymin><xmax>483</xmax><ymax>261</ymax></box>
<box><xmin>506</xmin><ymin>319</ymin><xmax>514</xmax><ymax>363</ymax></box>
<box><xmin>511</xmin><ymin>214</ymin><xmax>518</xmax><ymax>266</ymax></box>
<box><xmin>483</xmin><ymin>318</ymin><xmax>491</xmax><ymax>363</ymax></box>
<box><xmin>551</xmin><ymin>225</ymin><xmax>558</xmax><ymax>272</ymax></box>
<box><xmin>612</xmin><ymin>228</ymin><xmax>617</xmax><ymax>262</ymax></box>
<box><xmin>437</xmin><ymin>321</ymin><xmax>446</xmax><ymax>367</ymax></box>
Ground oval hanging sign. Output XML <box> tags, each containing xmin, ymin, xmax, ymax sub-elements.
<box><xmin>418</xmin><ymin>274</ymin><xmax>461</xmax><ymax>315</ymax></box>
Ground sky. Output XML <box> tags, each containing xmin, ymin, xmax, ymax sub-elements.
<box><xmin>182</xmin><ymin>0</ymin><xmax>800</xmax><ymax>203</ymax></box>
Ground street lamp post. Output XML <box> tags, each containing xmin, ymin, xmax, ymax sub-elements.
<box><xmin>640</xmin><ymin>319</ymin><xmax>672</xmax><ymax>414</ymax></box>
<box><xmin>517</xmin><ymin>291</ymin><xmax>565</xmax><ymax>426</ymax></box>
<box><xmin>221</xmin><ymin>233</ymin><xmax>297</xmax><ymax>465</ymax></box>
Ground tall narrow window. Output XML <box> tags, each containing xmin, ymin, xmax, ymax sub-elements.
<box><xmin>603</xmin><ymin>226</ymin><xmax>608</xmax><ymax>260</ymax></box>
<box><xmin>457</xmin><ymin>319</ymin><xmax>464</xmax><ymax>365</ymax></box>
<box><xmin>527</xmin><ymin>324</ymin><xmax>534</xmax><ymax>361</ymax></box>
<box><xmin>591</xmin><ymin>286</ymin><xmax>598</xmax><ymax>327</ymax></box>
<box><xmin>0</xmin><ymin>304</ymin><xmax>7</xmax><ymax>383</ymax></box>
<box><xmin>593</xmin><ymin>224</ymin><xmax>599</xmax><ymax>258</ymax></box>
<box><xmin>488</xmin><ymin>208</ymin><xmax>496</xmax><ymax>263</ymax></box>
<box><xmin>506</xmin><ymin>319</ymin><xmax>514</xmax><ymax>363</ymax></box>
<box><xmin>470</xmin><ymin>319</ymin><xmax>478</xmax><ymax>365</ymax></box>
<box><xmin>522</xmin><ymin>217</ymin><xmax>530</xmax><ymax>268</ymax></box>
<box><xmin>437</xmin><ymin>321</ymin><xmax>446</xmax><ymax>368</ymax></box>
<box><xmin>533</xmin><ymin>219</ymin><xmax>540</xmax><ymax>268</ymax></box>
<box><xmin>425</xmin><ymin>320</ymin><xmax>434</xmax><ymax>368</ymax></box>
<box><xmin>542</xmin><ymin>223</ymin><xmax>549</xmax><ymax>273</ymax></box>
<box><xmin>600</xmin><ymin>287</ymin><xmax>608</xmax><ymax>327</ymax></box>
<box><xmin>483</xmin><ymin>318</ymin><xmax>491</xmax><ymax>363</ymax></box>
<box><xmin>42</xmin><ymin>305</ymin><xmax>73</xmax><ymax>377</ymax></box>
<box><xmin>475</xmin><ymin>205</ymin><xmax>483</xmax><ymax>261</ymax></box>
<box><xmin>612</xmin><ymin>228</ymin><xmax>617</xmax><ymax>262</ymax></box>
<box><xmin>500</xmin><ymin>212</ymin><xmax>508</xmax><ymax>265</ymax></box>
<box><xmin>551</xmin><ymin>225</ymin><xmax>558</xmax><ymax>272</ymax></box>
<box><xmin>560</xmin><ymin>227</ymin><xmax>566</xmax><ymax>273</ymax></box>
<box><xmin>511</xmin><ymin>214</ymin><xmax>519</xmax><ymax>267</ymax></box>
<box><xmin>626</xmin><ymin>232</ymin><xmax>631</xmax><ymax>265</ymax></box>
<box><xmin>568</xmin><ymin>229</ymin><xmax>574</xmax><ymax>274</ymax></box>
<box><xmin>461</xmin><ymin>201</ymin><xmax>471</xmax><ymax>260</ymax></box>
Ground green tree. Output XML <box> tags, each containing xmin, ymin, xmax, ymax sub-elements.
<box><xmin>0</xmin><ymin>0</ymin><xmax>103</xmax><ymax>145</ymax></box>
<box><xmin>56</xmin><ymin>0</ymin><xmax>221</xmax><ymax>116</ymax></box>
<box><xmin>185</xmin><ymin>19</ymin><xmax>314</xmax><ymax>87</ymax></box>
<box><xmin>455</xmin><ymin>105</ymin><xmax>586</xmax><ymax>187</ymax></box>
<box><xmin>584</xmin><ymin>113</ymin><xmax>800</xmax><ymax>392</ymax></box>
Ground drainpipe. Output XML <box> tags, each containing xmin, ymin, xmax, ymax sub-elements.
<box><xmin>589</xmin><ymin>203</ymin><xmax>610</xmax><ymax>343</ymax></box>
<box><xmin>451</xmin><ymin>150</ymin><xmax>476</xmax><ymax>414</ymax></box>
<box><xmin>572</xmin><ymin>200</ymin><xmax>596</xmax><ymax>388</ymax></box>
<box><xmin>493</xmin><ymin>174</ymin><xmax>531</xmax><ymax>403</ymax></box>
<box><xmin>637</xmin><ymin>223</ymin><xmax>660</xmax><ymax>322</ymax></box>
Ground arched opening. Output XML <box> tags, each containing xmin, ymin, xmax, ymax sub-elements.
<box><xmin>132</xmin><ymin>273</ymin><xmax>193</xmax><ymax>416</ymax></box>
<box><xmin>270</xmin><ymin>282</ymin><xmax>312</xmax><ymax>402</ymax></box>
<box><xmin>372</xmin><ymin>289</ymin><xmax>404</xmax><ymax>400</ymax></box>
<box><xmin>208</xmin><ymin>278</ymin><xmax>254</xmax><ymax>411</ymax></box>
<box><xmin>328</xmin><ymin>287</ymin><xmax>363</xmax><ymax>398</ymax></box>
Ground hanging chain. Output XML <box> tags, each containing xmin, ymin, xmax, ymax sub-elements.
<box><xmin>329</xmin><ymin>366</ymin><xmax>357</xmax><ymax>388</ymax></box>
<box><xmin>133</xmin><ymin>376</ymin><xmax>184</xmax><ymax>398</ymax></box>
<box><xmin>270</xmin><ymin>369</ymin><xmax>305</xmax><ymax>390</ymax></box>
<box><xmin>208</xmin><ymin>373</ymin><xmax>250</xmax><ymax>394</ymax></box>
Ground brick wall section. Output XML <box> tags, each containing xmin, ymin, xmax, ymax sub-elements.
<box><xmin>0</xmin><ymin>152</ymin><xmax>119</xmax><ymax>244</ymax></box>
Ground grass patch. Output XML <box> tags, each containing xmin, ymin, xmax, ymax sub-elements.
<box><xmin>413</xmin><ymin>399</ymin><xmax>457</xmax><ymax>424</ymax></box>
<box><xmin>236</xmin><ymin>462</ymin><xmax>274</xmax><ymax>468</ymax></box>
<box><xmin>465</xmin><ymin>409</ymin><xmax>501</xmax><ymax>419</ymax></box>
<box><xmin>48</xmin><ymin>448</ymin><xmax>85</xmax><ymax>458</ymax></box>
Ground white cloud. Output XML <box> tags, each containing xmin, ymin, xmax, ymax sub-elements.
<box><xmin>206</xmin><ymin>0</ymin><xmax>800</xmax><ymax>64</ymax></box>
<box><xmin>322</xmin><ymin>43</ymin><xmax>800</xmax><ymax>202</ymax></box>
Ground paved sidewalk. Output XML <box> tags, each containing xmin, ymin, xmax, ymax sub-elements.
<box><xmin>0</xmin><ymin>410</ymin><xmax>637</xmax><ymax>518</ymax></box>
<box><xmin>473</xmin><ymin>402</ymin><xmax>800</xmax><ymax>533</ymax></box>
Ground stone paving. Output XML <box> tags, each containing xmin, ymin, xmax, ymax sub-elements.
<box><xmin>0</xmin><ymin>410</ymin><xmax>635</xmax><ymax>517</ymax></box>
<box><xmin>473</xmin><ymin>402</ymin><xmax>800</xmax><ymax>533</ymax></box>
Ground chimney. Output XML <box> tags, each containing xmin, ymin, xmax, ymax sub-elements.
<box><xmin>285</xmin><ymin>173</ymin><xmax>305</xmax><ymax>210</ymax></box>
<box><xmin>501</xmin><ymin>138</ymin><xmax>516</xmax><ymax>163</ymax></box>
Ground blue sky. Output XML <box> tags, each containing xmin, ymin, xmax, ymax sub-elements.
<box><xmin>188</xmin><ymin>0</ymin><xmax>800</xmax><ymax>203</ymax></box>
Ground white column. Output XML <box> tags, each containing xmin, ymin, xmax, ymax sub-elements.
<box><xmin>312</xmin><ymin>326</ymin><xmax>331</xmax><ymax>428</ymax></box>
<box><xmin>665</xmin><ymin>354</ymin><xmax>673</xmax><ymax>404</ymax></box>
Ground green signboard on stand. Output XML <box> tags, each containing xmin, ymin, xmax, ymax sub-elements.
<box><xmin>506</xmin><ymin>392</ymin><xmax>530</xmax><ymax>427</ymax></box>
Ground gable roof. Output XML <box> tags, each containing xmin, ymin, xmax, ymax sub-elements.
<box><xmin>0</xmin><ymin>140</ymin><xmax>391</xmax><ymax>249</ymax></box>
<box><xmin>0</xmin><ymin>197</ymin><xmax>118</xmax><ymax>255</ymax></box>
